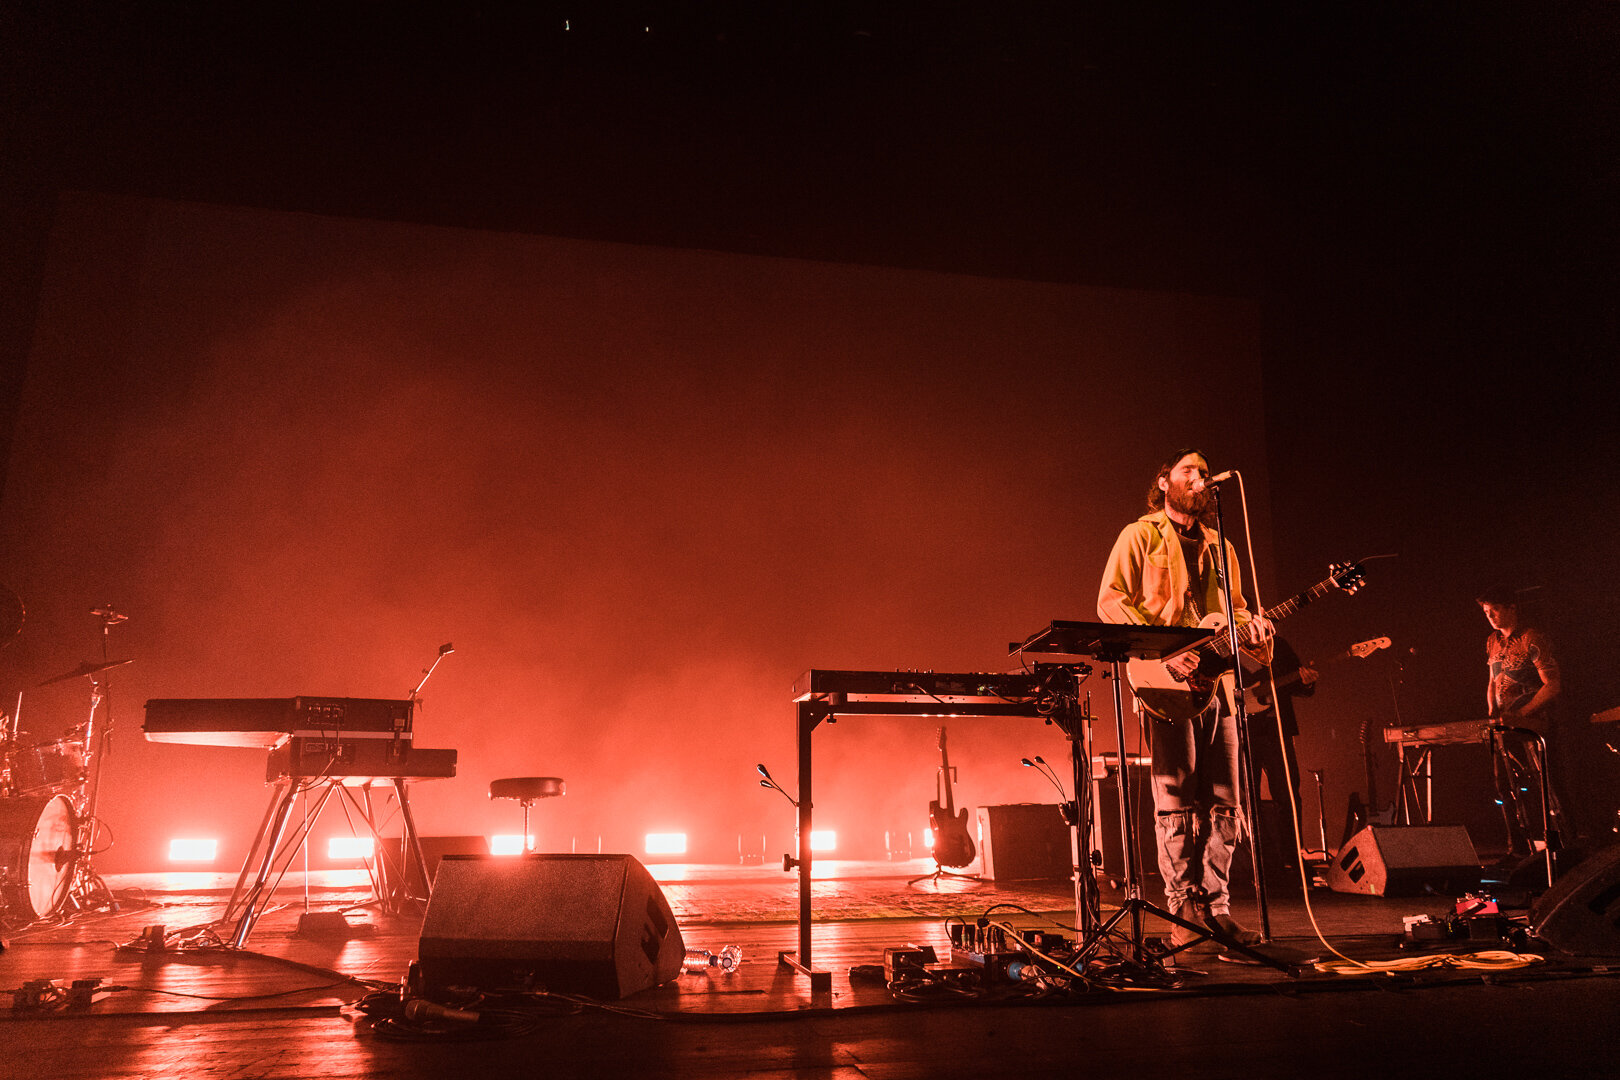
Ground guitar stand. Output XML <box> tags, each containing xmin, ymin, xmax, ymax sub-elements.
<box><xmin>907</xmin><ymin>863</ymin><xmax>980</xmax><ymax>886</ymax></box>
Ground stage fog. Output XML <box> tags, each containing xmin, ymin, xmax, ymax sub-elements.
<box><xmin>0</xmin><ymin>192</ymin><xmax>1271</xmax><ymax>871</ymax></box>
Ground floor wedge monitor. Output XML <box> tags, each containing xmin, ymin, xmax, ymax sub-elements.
<box><xmin>417</xmin><ymin>853</ymin><xmax>685</xmax><ymax>999</ymax></box>
<box><xmin>1327</xmin><ymin>825</ymin><xmax>1481</xmax><ymax>897</ymax></box>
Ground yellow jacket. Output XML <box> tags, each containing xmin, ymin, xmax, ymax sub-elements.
<box><xmin>1097</xmin><ymin>509</ymin><xmax>1272</xmax><ymax>666</ymax></box>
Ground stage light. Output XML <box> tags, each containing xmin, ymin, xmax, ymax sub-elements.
<box><xmin>922</xmin><ymin>826</ymin><xmax>935</xmax><ymax>850</ymax></box>
<box><xmin>489</xmin><ymin>834</ymin><xmax>534</xmax><ymax>855</ymax></box>
<box><xmin>645</xmin><ymin>832</ymin><xmax>687</xmax><ymax>855</ymax></box>
<box><xmin>808</xmin><ymin>830</ymin><xmax>837</xmax><ymax>852</ymax></box>
<box><xmin>168</xmin><ymin>838</ymin><xmax>217</xmax><ymax>862</ymax></box>
<box><xmin>327</xmin><ymin>836</ymin><xmax>374</xmax><ymax>860</ymax></box>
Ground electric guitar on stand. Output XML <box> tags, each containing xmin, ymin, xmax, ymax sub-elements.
<box><xmin>927</xmin><ymin>727</ymin><xmax>975</xmax><ymax>869</ymax></box>
<box><xmin>1126</xmin><ymin>562</ymin><xmax>1368</xmax><ymax>723</ymax></box>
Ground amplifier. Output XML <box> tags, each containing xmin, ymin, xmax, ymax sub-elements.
<box><xmin>266</xmin><ymin>737</ymin><xmax>457</xmax><ymax>782</ymax></box>
<box><xmin>976</xmin><ymin>804</ymin><xmax>1072</xmax><ymax>881</ymax></box>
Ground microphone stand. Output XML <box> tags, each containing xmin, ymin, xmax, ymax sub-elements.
<box><xmin>1207</xmin><ymin>482</ymin><xmax>1272</xmax><ymax>941</ymax></box>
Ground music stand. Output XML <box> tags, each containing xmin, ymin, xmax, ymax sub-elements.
<box><xmin>1014</xmin><ymin>620</ymin><xmax>1289</xmax><ymax>972</ymax></box>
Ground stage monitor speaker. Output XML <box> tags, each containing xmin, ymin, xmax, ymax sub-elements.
<box><xmin>1532</xmin><ymin>843</ymin><xmax>1620</xmax><ymax>955</ymax></box>
<box><xmin>976</xmin><ymin>804</ymin><xmax>1071</xmax><ymax>880</ymax></box>
<box><xmin>418</xmin><ymin>854</ymin><xmax>685</xmax><ymax>999</ymax></box>
<box><xmin>1327</xmin><ymin>824</ymin><xmax>1481</xmax><ymax>897</ymax></box>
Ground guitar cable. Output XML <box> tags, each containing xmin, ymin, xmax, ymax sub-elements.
<box><xmin>1221</xmin><ymin>472</ymin><xmax>1541</xmax><ymax>974</ymax></box>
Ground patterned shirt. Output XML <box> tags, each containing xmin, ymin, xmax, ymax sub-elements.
<box><xmin>1486</xmin><ymin>627</ymin><xmax>1558</xmax><ymax>721</ymax></box>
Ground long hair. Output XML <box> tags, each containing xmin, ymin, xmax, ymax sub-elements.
<box><xmin>1146</xmin><ymin>447</ymin><xmax>1205</xmax><ymax>512</ymax></box>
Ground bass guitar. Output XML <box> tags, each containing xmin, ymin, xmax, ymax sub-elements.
<box><xmin>1126</xmin><ymin>561</ymin><xmax>1367</xmax><ymax>723</ymax></box>
<box><xmin>927</xmin><ymin>727</ymin><xmax>975</xmax><ymax>868</ymax></box>
<box><xmin>1243</xmin><ymin>636</ymin><xmax>1391</xmax><ymax>713</ymax></box>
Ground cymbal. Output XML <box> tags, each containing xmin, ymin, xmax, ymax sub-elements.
<box><xmin>37</xmin><ymin>657</ymin><xmax>134</xmax><ymax>687</ymax></box>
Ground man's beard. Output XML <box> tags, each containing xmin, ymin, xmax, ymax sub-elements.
<box><xmin>1166</xmin><ymin>481</ymin><xmax>1211</xmax><ymax>521</ymax></box>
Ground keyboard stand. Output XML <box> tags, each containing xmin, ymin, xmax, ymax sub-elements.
<box><xmin>222</xmin><ymin>774</ymin><xmax>434</xmax><ymax>948</ymax></box>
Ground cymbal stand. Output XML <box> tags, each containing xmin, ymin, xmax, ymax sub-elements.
<box><xmin>67</xmin><ymin>608</ymin><xmax>130</xmax><ymax>912</ymax></box>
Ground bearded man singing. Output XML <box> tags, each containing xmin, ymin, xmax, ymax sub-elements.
<box><xmin>1098</xmin><ymin>448</ymin><xmax>1274</xmax><ymax>953</ymax></box>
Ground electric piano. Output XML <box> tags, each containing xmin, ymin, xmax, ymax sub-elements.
<box><xmin>143</xmin><ymin>696</ymin><xmax>415</xmax><ymax>748</ymax></box>
<box><xmin>1383</xmin><ymin>719</ymin><xmax>1497</xmax><ymax>747</ymax></box>
<box><xmin>791</xmin><ymin>669</ymin><xmax>1051</xmax><ymax>713</ymax></box>
<box><xmin>143</xmin><ymin>695</ymin><xmax>457</xmax><ymax>947</ymax></box>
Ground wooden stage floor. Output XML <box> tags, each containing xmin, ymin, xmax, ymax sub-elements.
<box><xmin>3</xmin><ymin>859</ymin><xmax>1619</xmax><ymax>1079</ymax></box>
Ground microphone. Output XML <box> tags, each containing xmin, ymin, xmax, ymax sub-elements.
<box><xmin>92</xmin><ymin>607</ymin><xmax>129</xmax><ymax>624</ymax></box>
<box><xmin>1191</xmin><ymin>470</ymin><xmax>1236</xmax><ymax>493</ymax></box>
<box><xmin>403</xmin><ymin>998</ymin><xmax>481</xmax><ymax>1024</ymax></box>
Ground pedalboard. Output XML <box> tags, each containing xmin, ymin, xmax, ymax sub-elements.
<box><xmin>947</xmin><ymin>922</ymin><xmax>1069</xmax><ymax>983</ymax></box>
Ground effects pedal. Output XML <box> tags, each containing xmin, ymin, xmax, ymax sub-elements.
<box><xmin>883</xmin><ymin>945</ymin><xmax>937</xmax><ymax>982</ymax></box>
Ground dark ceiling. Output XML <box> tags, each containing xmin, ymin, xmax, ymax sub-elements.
<box><xmin>3</xmin><ymin>2</ymin><xmax>1616</xmax><ymax>516</ymax></box>
<box><xmin>11</xmin><ymin>1</ymin><xmax>1610</xmax><ymax>301</ymax></box>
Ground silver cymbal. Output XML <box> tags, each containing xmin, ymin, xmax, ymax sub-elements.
<box><xmin>37</xmin><ymin>657</ymin><xmax>134</xmax><ymax>687</ymax></box>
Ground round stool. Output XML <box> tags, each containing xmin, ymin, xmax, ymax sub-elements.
<box><xmin>489</xmin><ymin>776</ymin><xmax>565</xmax><ymax>853</ymax></box>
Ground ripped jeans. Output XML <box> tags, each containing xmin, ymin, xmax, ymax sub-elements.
<box><xmin>1150</xmin><ymin>705</ymin><xmax>1244</xmax><ymax>914</ymax></box>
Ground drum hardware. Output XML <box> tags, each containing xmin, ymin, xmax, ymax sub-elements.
<box><xmin>0</xmin><ymin>609</ymin><xmax>136</xmax><ymax>923</ymax></box>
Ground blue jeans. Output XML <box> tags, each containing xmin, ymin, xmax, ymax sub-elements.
<box><xmin>1150</xmin><ymin>706</ymin><xmax>1243</xmax><ymax>914</ymax></box>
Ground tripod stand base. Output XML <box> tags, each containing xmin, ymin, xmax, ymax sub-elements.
<box><xmin>907</xmin><ymin>864</ymin><xmax>981</xmax><ymax>886</ymax></box>
<box><xmin>1084</xmin><ymin>896</ymin><xmax>1297</xmax><ymax>974</ymax></box>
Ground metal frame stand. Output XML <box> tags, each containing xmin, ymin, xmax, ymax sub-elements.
<box><xmin>223</xmin><ymin>775</ymin><xmax>431</xmax><ymax>948</ymax></box>
<box><xmin>1490</xmin><ymin>724</ymin><xmax>1559</xmax><ymax>888</ymax></box>
<box><xmin>777</xmin><ymin>676</ymin><xmax>1050</xmax><ymax>991</ymax></box>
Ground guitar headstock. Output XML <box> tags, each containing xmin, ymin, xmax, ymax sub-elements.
<box><xmin>1328</xmin><ymin>561</ymin><xmax>1366</xmax><ymax>594</ymax></box>
<box><xmin>1350</xmin><ymin>636</ymin><xmax>1392</xmax><ymax>658</ymax></box>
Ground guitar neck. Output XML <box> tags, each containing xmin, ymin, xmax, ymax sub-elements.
<box><xmin>1200</xmin><ymin>577</ymin><xmax>1334</xmax><ymax>662</ymax></box>
<box><xmin>1264</xmin><ymin>578</ymin><xmax>1337</xmax><ymax>622</ymax></box>
<box><xmin>936</xmin><ymin>732</ymin><xmax>956</xmax><ymax>814</ymax></box>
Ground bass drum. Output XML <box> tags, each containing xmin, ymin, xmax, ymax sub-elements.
<box><xmin>0</xmin><ymin>794</ymin><xmax>77</xmax><ymax>921</ymax></box>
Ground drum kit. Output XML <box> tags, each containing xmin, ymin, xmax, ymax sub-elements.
<box><xmin>0</xmin><ymin>586</ymin><xmax>128</xmax><ymax>927</ymax></box>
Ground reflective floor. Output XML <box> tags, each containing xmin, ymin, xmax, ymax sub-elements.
<box><xmin>2</xmin><ymin>861</ymin><xmax>1618</xmax><ymax>1078</ymax></box>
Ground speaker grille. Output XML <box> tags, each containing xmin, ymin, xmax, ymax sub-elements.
<box><xmin>418</xmin><ymin>854</ymin><xmax>684</xmax><ymax>998</ymax></box>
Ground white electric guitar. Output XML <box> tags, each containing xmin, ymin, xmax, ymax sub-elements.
<box><xmin>1126</xmin><ymin>562</ymin><xmax>1367</xmax><ymax>723</ymax></box>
